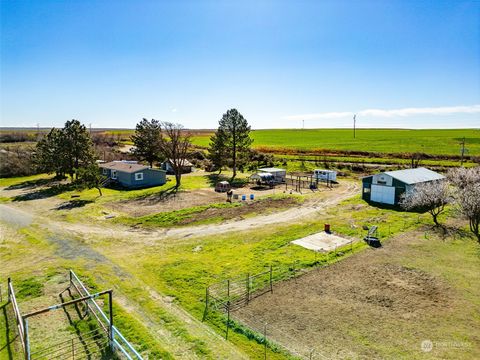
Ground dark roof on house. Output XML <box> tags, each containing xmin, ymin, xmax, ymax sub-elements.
<box><xmin>99</xmin><ymin>161</ymin><xmax>149</xmax><ymax>173</ymax></box>
<box><xmin>384</xmin><ymin>167</ymin><xmax>445</xmax><ymax>185</ymax></box>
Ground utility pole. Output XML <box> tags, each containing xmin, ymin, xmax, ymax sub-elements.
<box><xmin>89</xmin><ymin>123</ymin><xmax>92</xmax><ymax>135</ymax></box>
<box><xmin>460</xmin><ymin>137</ymin><xmax>466</xmax><ymax>166</ymax></box>
<box><xmin>353</xmin><ymin>114</ymin><xmax>356</xmax><ymax>139</ymax></box>
<box><xmin>302</xmin><ymin>119</ymin><xmax>305</xmax><ymax>130</ymax></box>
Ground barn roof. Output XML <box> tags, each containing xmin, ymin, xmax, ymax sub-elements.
<box><xmin>99</xmin><ymin>161</ymin><xmax>149</xmax><ymax>173</ymax></box>
<box><xmin>384</xmin><ymin>167</ymin><xmax>445</xmax><ymax>185</ymax></box>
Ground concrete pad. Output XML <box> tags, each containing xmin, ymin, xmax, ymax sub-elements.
<box><xmin>291</xmin><ymin>231</ymin><xmax>351</xmax><ymax>252</ymax></box>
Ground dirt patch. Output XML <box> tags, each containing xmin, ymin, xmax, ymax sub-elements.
<box><xmin>176</xmin><ymin>196</ymin><xmax>300</xmax><ymax>225</ymax></box>
<box><xmin>233</xmin><ymin>232</ymin><xmax>456</xmax><ymax>359</ymax></box>
<box><xmin>106</xmin><ymin>186</ymin><xmax>292</xmax><ymax>217</ymax></box>
<box><xmin>107</xmin><ymin>189</ymin><xmax>227</xmax><ymax>217</ymax></box>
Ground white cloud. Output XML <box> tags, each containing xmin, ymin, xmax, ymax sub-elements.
<box><xmin>171</xmin><ymin>108</ymin><xmax>177</xmax><ymax>113</ymax></box>
<box><xmin>283</xmin><ymin>104</ymin><xmax>480</xmax><ymax>121</ymax></box>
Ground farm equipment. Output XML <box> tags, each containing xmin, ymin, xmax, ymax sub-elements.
<box><xmin>363</xmin><ymin>225</ymin><xmax>381</xmax><ymax>247</ymax></box>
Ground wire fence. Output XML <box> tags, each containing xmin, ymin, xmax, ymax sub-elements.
<box><xmin>5</xmin><ymin>270</ymin><xmax>143</xmax><ymax>360</ymax></box>
<box><xmin>203</xmin><ymin>218</ymin><xmax>428</xmax><ymax>359</ymax></box>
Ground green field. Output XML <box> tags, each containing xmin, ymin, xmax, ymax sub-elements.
<box><xmin>190</xmin><ymin>129</ymin><xmax>480</xmax><ymax>156</ymax></box>
<box><xmin>3</xmin><ymin>128</ymin><xmax>479</xmax><ymax>157</ymax></box>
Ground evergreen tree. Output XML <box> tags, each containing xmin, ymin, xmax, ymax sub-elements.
<box><xmin>35</xmin><ymin>120</ymin><xmax>95</xmax><ymax>180</ymax></box>
<box><xmin>131</xmin><ymin>118</ymin><xmax>162</xmax><ymax>168</ymax></box>
<box><xmin>35</xmin><ymin>128</ymin><xmax>65</xmax><ymax>178</ymax></box>
<box><xmin>62</xmin><ymin>120</ymin><xmax>96</xmax><ymax>179</ymax></box>
<box><xmin>212</xmin><ymin>109</ymin><xmax>253</xmax><ymax>180</ymax></box>
<box><xmin>208</xmin><ymin>129</ymin><xmax>228</xmax><ymax>173</ymax></box>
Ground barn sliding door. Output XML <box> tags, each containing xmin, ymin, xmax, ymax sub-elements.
<box><xmin>371</xmin><ymin>185</ymin><xmax>395</xmax><ymax>204</ymax></box>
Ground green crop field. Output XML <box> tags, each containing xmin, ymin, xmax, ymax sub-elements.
<box><xmin>191</xmin><ymin>129</ymin><xmax>480</xmax><ymax>156</ymax></box>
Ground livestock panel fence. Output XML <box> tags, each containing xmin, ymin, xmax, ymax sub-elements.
<box><xmin>6</xmin><ymin>270</ymin><xmax>143</xmax><ymax>360</ymax></box>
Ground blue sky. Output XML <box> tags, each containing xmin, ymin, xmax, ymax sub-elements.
<box><xmin>1</xmin><ymin>0</ymin><xmax>479</xmax><ymax>129</ymax></box>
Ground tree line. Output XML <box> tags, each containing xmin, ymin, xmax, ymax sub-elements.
<box><xmin>34</xmin><ymin>108</ymin><xmax>256</xmax><ymax>193</ymax></box>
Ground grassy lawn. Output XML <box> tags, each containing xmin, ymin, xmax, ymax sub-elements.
<box><xmin>95</xmin><ymin>195</ymin><xmax>434</xmax><ymax>358</ymax></box>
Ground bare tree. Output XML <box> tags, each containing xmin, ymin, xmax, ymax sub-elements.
<box><xmin>448</xmin><ymin>167</ymin><xmax>480</xmax><ymax>242</ymax></box>
<box><xmin>400</xmin><ymin>180</ymin><xmax>450</xmax><ymax>226</ymax></box>
<box><xmin>158</xmin><ymin>121</ymin><xmax>192</xmax><ymax>188</ymax></box>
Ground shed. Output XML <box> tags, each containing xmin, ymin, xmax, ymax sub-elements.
<box><xmin>362</xmin><ymin>167</ymin><xmax>445</xmax><ymax>205</ymax></box>
<box><xmin>99</xmin><ymin>161</ymin><xmax>167</xmax><ymax>189</ymax></box>
<box><xmin>161</xmin><ymin>159</ymin><xmax>193</xmax><ymax>174</ymax></box>
<box><xmin>258</xmin><ymin>167</ymin><xmax>286</xmax><ymax>183</ymax></box>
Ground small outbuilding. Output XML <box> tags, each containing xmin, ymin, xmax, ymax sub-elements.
<box><xmin>258</xmin><ymin>167</ymin><xmax>286</xmax><ymax>183</ymax></box>
<box><xmin>362</xmin><ymin>167</ymin><xmax>445</xmax><ymax>205</ymax></box>
<box><xmin>161</xmin><ymin>159</ymin><xmax>193</xmax><ymax>174</ymax></box>
<box><xmin>100</xmin><ymin>161</ymin><xmax>167</xmax><ymax>189</ymax></box>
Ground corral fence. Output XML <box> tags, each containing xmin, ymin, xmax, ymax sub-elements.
<box><xmin>202</xmin><ymin>239</ymin><xmax>364</xmax><ymax>358</ymax></box>
<box><xmin>284</xmin><ymin>174</ymin><xmax>335</xmax><ymax>193</ymax></box>
<box><xmin>6</xmin><ymin>270</ymin><xmax>143</xmax><ymax>360</ymax></box>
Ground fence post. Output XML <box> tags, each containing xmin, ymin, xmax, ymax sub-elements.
<box><xmin>108</xmin><ymin>291</ymin><xmax>114</xmax><ymax>352</ymax></box>
<box><xmin>269</xmin><ymin>266</ymin><xmax>273</xmax><ymax>294</ymax></box>
<box><xmin>202</xmin><ymin>287</ymin><xmax>209</xmax><ymax>321</ymax></box>
<box><xmin>246</xmin><ymin>274</ymin><xmax>250</xmax><ymax>304</ymax></box>
<box><xmin>7</xmin><ymin>278</ymin><xmax>11</xmax><ymax>303</ymax></box>
<box><xmin>225</xmin><ymin>302</ymin><xmax>230</xmax><ymax>340</ymax></box>
<box><xmin>24</xmin><ymin>317</ymin><xmax>30</xmax><ymax>360</ymax></box>
<box><xmin>263</xmin><ymin>322</ymin><xmax>267</xmax><ymax>360</ymax></box>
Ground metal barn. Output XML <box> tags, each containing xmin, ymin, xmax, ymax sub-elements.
<box><xmin>362</xmin><ymin>167</ymin><xmax>445</xmax><ymax>205</ymax></box>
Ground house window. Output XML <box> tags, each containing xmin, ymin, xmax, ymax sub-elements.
<box><xmin>102</xmin><ymin>168</ymin><xmax>108</xmax><ymax>175</ymax></box>
<box><xmin>111</xmin><ymin>170</ymin><xmax>117</xmax><ymax>179</ymax></box>
<box><xmin>135</xmin><ymin>172</ymin><xmax>144</xmax><ymax>181</ymax></box>
<box><xmin>363</xmin><ymin>187</ymin><xmax>371</xmax><ymax>194</ymax></box>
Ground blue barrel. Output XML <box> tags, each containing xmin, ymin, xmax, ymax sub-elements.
<box><xmin>242</xmin><ymin>195</ymin><xmax>246</xmax><ymax>201</ymax></box>
<box><xmin>250</xmin><ymin>194</ymin><xmax>254</xmax><ymax>200</ymax></box>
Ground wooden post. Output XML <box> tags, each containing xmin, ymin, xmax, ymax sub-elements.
<box><xmin>225</xmin><ymin>302</ymin><xmax>230</xmax><ymax>340</ymax></box>
<box><xmin>269</xmin><ymin>266</ymin><xmax>273</xmax><ymax>294</ymax></box>
<box><xmin>202</xmin><ymin>287</ymin><xmax>209</xmax><ymax>321</ymax></box>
